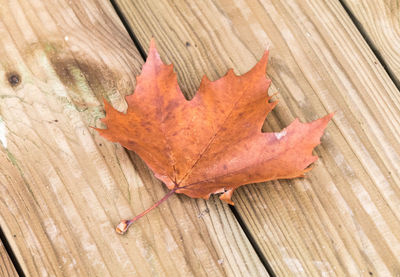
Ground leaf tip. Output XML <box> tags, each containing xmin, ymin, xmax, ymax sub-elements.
<box><xmin>227</xmin><ymin>68</ymin><xmax>235</xmax><ymax>76</ymax></box>
<box><xmin>149</xmin><ymin>37</ymin><xmax>157</xmax><ymax>50</ymax></box>
<box><xmin>246</xmin><ymin>49</ymin><xmax>270</xmax><ymax>78</ymax></box>
<box><xmin>102</xmin><ymin>97</ymin><xmax>112</xmax><ymax>111</ymax></box>
<box><xmin>90</xmin><ymin>126</ymin><xmax>102</xmax><ymax>132</ymax></box>
<box><xmin>146</xmin><ymin>38</ymin><xmax>161</xmax><ymax>63</ymax></box>
<box><xmin>262</xmin><ymin>49</ymin><xmax>269</xmax><ymax>60</ymax></box>
<box><xmin>260</xmin><ymin>49</ymin><xmax>269</xmax><ymax>70</ymax></box>
<box><xmin>319</xmin><ymin>112</ymin><xmax>335</xmax><ymax>129</ymax></box>
<box><xmin>327</xmin><ymin>112</ymin><xmax>335</xmax><ymax>120</ymax></box>
<box><xmin>219</xmin><ymin>189</ymin><xmax>235</xmax><ymax>205</ymax></box>
<box><xmin>201</xmin><ymin>74</ymin><xmax>211</xmax><ymax>84</ymax></box>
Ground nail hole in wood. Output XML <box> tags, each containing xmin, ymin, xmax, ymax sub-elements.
<box><xmin>6</xmin><ymin>72</ymin><xmax>21</xmax><ymax>87</ymax></box>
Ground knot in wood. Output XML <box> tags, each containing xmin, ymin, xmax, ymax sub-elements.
<box><xmin>6</xmin><ymin>72</ymin><xmax>21</xmax><ymax>87</ymax></box>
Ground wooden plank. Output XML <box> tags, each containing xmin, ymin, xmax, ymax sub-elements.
<box><xmin>0</xmin><ymin>239</ymin><xmax>18</xmax><ymax>277</ymax></box>
<box><xmin>0</xmin><ymin>0</ymin><xmax>267</xmax><ymax>276</ymax></box>
<box><xmin>342</xmin><ymin>0</ymin><xmax>400</xmax><ymax>86</ymax></box>
<box><xmin>114</xmin><ymin>0</ymin><xmax>400</xmax><ymax>275</ymax></box>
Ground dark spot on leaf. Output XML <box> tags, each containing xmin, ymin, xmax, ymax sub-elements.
<box><xmin>369</xmin><ymin>272</ymin><xmax>373</xmax><ymax>276</ymax></box>
<box><xmin>6</xmin><ymin>72</ymin><xmax>21</xmax><ymax>87</ymax></box>
<box><xmin>185</xmin><ymin>41</ymin><xmax>191</xmax><ymax>47</ymax></box>
<box><xmin>54</xmin><ymin>119</ymin><xmax>58</xmax><ymax>122</ymax></box>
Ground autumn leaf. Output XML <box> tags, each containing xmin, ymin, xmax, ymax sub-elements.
<box><xmin>95</xmin><ymin>39</ymin><xmax>333</xmax><ymax>234</ymax></box>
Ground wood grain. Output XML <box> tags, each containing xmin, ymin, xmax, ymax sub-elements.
<box><xmin>114</xmin><ymin>0</ymin><xmax>400</xmax><ymax>275</ymax></box>
<box><xmin>0</xmin><ymin>0</ymin><xmax>267</xmax><ymax>276</ymax></box>
<box><xmin>342</xmin><ymin>0</ymin><xmax>400</xmax><ymax>86</ymax></box>
<box><xmin>0</xmin><ymin>239</ymin><xmax>18</xmax><ymax>277</ymax></box>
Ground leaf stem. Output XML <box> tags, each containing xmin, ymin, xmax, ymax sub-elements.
<box><xmin>116</xmin><ymin>188</ymin><xmax>177</xmax><ymax>234</ymax></box>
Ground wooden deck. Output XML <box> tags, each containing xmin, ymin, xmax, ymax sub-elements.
<box><xmin>0</xmin><ymin>0</ymin><xmax>399</xmax><ymax>276</ymax></box>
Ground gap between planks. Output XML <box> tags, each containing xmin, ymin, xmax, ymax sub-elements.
<box><xmin>0</xmin><ymin>228</ymin><xmax>20</xmax><ymax>277</ymax></box>
<box><xmin>338</xmin><ymin>0</ymin><xmax>400</xmax><ymax>91</ymax></box>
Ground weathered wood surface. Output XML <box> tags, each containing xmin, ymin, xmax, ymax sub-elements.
<box><xmin>0</xmin><ymin>239</ymin><xmax>17</xmax><ymax>277</ymax></box>
<box><xmin>343</xmin><ymin>0</ymin><xmax>400</xmax><ymax>86</ymax></box>
<box><xmin>0</xmin><ymin>0</ymin><xmax>267</xmax><ymax>276</ymax></box>
<box><xmin>114</xmin><ymin>0</ymin><xmax>400</xmax><ymax>275</ymax></box>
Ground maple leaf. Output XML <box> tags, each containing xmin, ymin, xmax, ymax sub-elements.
<box><xmin>95</xmin><ymin>40</ymin><xmax>333</xmax><ymax>234</ymax></box>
